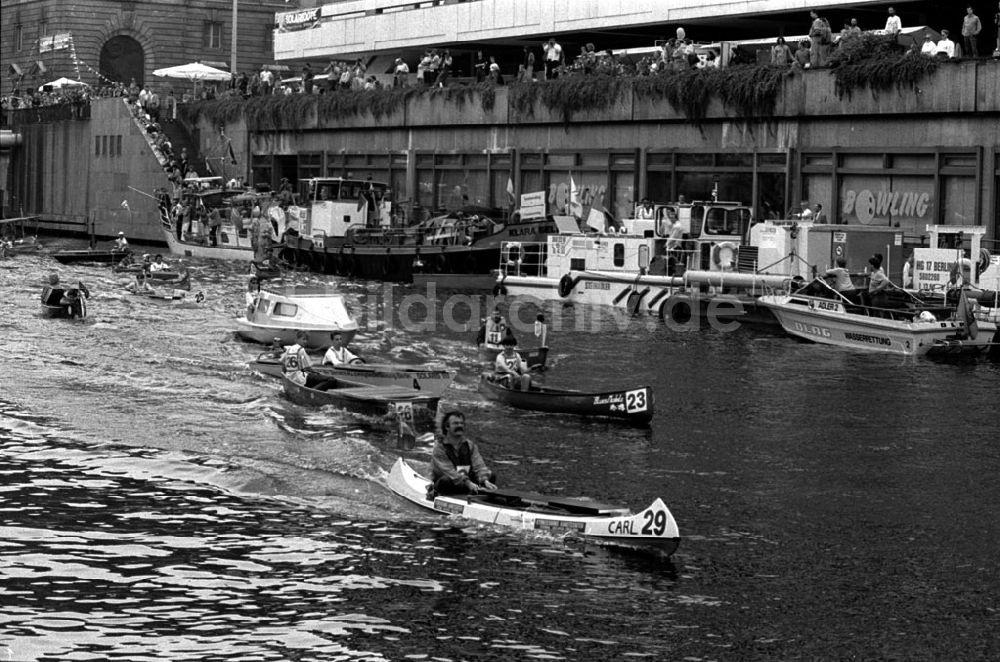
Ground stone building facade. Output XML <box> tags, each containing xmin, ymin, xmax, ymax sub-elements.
<box><xmin>1</xmin><ymin>0</ymin><xmax>289</xmax><ymax>94</ymax></box>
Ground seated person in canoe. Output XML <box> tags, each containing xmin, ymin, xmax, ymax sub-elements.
<box><xmin>149</xmin><ymin>254</ymin><xmax>170</xmax><ymax>273</ymax></box>
<box><xmin>322</xmin><ymin>331</ymin><xmax>364</xmax><ymax>366</ymax></box>
<box><xmin>477</xmin><ymin>306</ymin><xmax>507</xmax><ymax>351</ymax></box>
<box><xmin>281</xmin><ymin>330</ymin><xmax>312</xmax><ymax>385</ymax></box>
<box><xmin>430</xmin><ymin>410</ymin><xmax>497</xmax><ymax>496</ymax></box>
<box><xmin>494</xmin><ymin>334</ymin><xmax>531</xmax><ymax>391</ymax></box>
<box><xmin>126</xmin><ymin>270</ymin><xmax>155</xmax><ymax>294</ymax></box>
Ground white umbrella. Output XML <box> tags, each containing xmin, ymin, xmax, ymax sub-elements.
<box><xmin>39</xmin><ymin>77</ymin><xmax>88</xmax><ymax>91</ymax></box>
<box><xmin>152</xmin><ymin>62</ymin><xmax>231</xmax><ymax>82</ymax></box>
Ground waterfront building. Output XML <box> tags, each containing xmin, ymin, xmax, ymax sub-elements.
<box><xmin>1</xmin><ymin>0</ymin><xmax>998</xmax><ymax>248</ymax></box>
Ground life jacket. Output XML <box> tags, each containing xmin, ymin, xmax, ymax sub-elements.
<box><xmin>484</xmin><ymin>319</ymin><xmax>506</xmax><ymax>347</ymax></box>
<box><xmin>282</xmin><ymin>344</ymin><xmax>306</xmax><ymax>371</ymax></box>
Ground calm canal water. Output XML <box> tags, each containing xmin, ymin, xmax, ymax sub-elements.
<box><xmin>1</xmin><ymin>241</ymin><xmax>998</xmax><ymax>661</ymax></box>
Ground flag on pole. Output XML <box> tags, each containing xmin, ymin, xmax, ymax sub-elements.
<box><xmin>569</xmin><ymin>174</ymin><xmax>583</xmax><ymax>218</ymax></box>
<box><xmin>506</xmin><ymin>176</ymin><xmax>515</xmax><ymax>204</ymax></box>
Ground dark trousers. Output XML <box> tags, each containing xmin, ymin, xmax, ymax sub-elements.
<box><xmin>964</xmin><ymin>35</ymin><xmax>978</xmax><ymax>57</ymax></box>
<box><xmin>433</xmin><ymin>472</ymin><xmax>498</xmax><ymax>496</ymax></box>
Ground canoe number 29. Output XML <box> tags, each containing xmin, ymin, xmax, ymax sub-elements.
<box><xmin>625</xmin><ymin>389</ymin><xmax>647</xmax><ymax>413</ymax></box>
<box><xmin>607</xmin><ymin>507</ymin><xmax>668</xmax><ymax>536</ymax></box>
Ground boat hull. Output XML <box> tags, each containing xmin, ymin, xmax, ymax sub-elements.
<box><xmin>52</xmin><ymin>249</ymin><xmax>129</xmax><ymax>264</ymax></box>
<box><xmin>759</xmin><ymin>294</ymin><xmax>971</xmax><ymax>356</ymax></box>
<box><xmin>387</xmin><ymin>458</ymin><xmax>679</xmax><ymax>557</ymax></box>
<box><xmin>163</xmin><ymin>226</ymin><xmax>255</xmax><ymax>261</ymax></box>
<box><xmin>235</xmin><ymin>320</ymin><xmax>356</xmax><ymax>349</ymax></box>
<box><xmin>251</xmin><ymin>357</ymin><xmax>455</xmax><ymax>397</ymax></box>
<box><xmin>282</xmin><ymin>373</ymin><xmax>439</xmax><ymax>431</ymax></box>
<box><xmin>478</xmin><ymin>374</ymin><xmax>653</xmax><ymax>425</ymax></box>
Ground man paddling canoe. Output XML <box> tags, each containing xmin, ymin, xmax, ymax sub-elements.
<box><xmin>322</xmin><ymin>331</ymin><xmax>364</xmax><ymax>366</ymax></box>
<box><xmin>430</xmin><ymin>410</ymin><xmax>497</xmax><ymax>496</ymax></box>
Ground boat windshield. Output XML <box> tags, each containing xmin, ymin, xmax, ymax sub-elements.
<box><xmin>702</xmin><ymin>206</ymin><xmax>751</xmax><ymax>236</ymax></box>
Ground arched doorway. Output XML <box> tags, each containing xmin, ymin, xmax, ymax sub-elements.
<box><xmin>100</xmin><ymin>36</ymin><xmax>144</xmax><ymax>86</ymax></box>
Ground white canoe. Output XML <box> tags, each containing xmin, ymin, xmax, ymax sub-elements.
<box><xmin>387</xmin><ymin>458</ymin><xmax>680</xmax><ymax>557</ymax></box>
<box><xmin>250</xmin><ymin>356</ymin><xmax>455</xmax><ymax>397</ymax></box>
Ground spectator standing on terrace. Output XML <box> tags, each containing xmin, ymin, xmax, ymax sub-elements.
<box><xmin>543</xmin><ymin>38</ymin><xmax>563</xmax><ymax>79</ymax></box>
<box><xmin>667</xmin><ymin>28</ymin><xmax>692</xmax><ymax>70</ymax></box>
<box><xmin>302</xmin><ymin>63</ymin><xmax>315</xmax><ymax>94</ymax></box>
<box><xmin>884</xmin><ymin>7</ymin><xmax>902</xmax><ymax>35</ymax></box>
<box><xmin>393</xmin><ymin>58</ymin><xmax>410</xmax><ymax>87</ymax></box>
<box><xmin>488</xmin><ymin>56</ymin><xmax>504</xmax><ymax>85</ymax></box>
<box><xmin>771</xmin><ymin>36</ymin><xmax>792</xmax><ymax>66</ymax></box>
<box><xmin>260</xmin><ymin>67</ymin><xmax>274</xmax><ymax>96</ymax></box>
<box><xmin>920</xmin><ymin>34</ymin><xmax>937</xmax><ymax>57</ymax></box>
<box><xmin>425</xmin><ymin>50</ymin><xmax>440</xmax><ymax>86</ymax></box>
<box><xmin>523</xmin><ymin>46</ymin><xmax>536</xmax><ymax>79</ymax></box>
<box><xmin>436</xmin><ymin>50</ymin><xmax>453</xmax><ymax>87</ymax></box>
<box><xmin>808</xmin><ymin>11</ymin><xmax>832</xmax><ymax>67</ymax></box>
<box><xmin>962</xmin><ymin>6</ymin><xmax>982</xmax><ymax>57</ymax></box>
<box><xmin>921</xmin><ymin>34</ymin><xmax>938</xmax><ymax>55</ymax></box>
<box><xmin>793</xmin><ymin>40</ymin><xmax>812</xmax><ymax>69</ymax></box>
<box><xmin>323</xmin><ymin>60</ymin><xmax>338</xmax><ymax>93</ymax></box>
<box><xmin>849</xmin><ymin>18</ymin><xmax>862</xmax><ymax>35</ymax></box>
<box><xmin>474</xmin><ymin>50</ymin><xmax>488</xmax><ymax>82</ymax></box>
<box><xmin>147</xmin><ymin>87</ymin><xmax>161</xmax><ymax>123</ymax></box>
<box><xmin>936</xmin><ymin>30</ymin><xmax>957</xmax><ymax>58</ymax></box>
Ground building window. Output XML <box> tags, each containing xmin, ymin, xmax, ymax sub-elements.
<box><xmin>205</xmin><ymin>22</ymin><xmax>223</xmax><ymax>49</ymax></box>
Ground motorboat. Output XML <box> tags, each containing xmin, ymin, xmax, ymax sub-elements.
<box><xmin>478</xmin><ymin>373</ymin><xmax>653</xmax><ymax>425</ymax></box>
<box><xmin>159</xmin><ymin>183</ymin><xmax>268</xmax><ymax>261</ymax></box>
<box><xmin>387</xmin><ymin>458</ymin><xmax>680</xmax><ymax>558</ymax></box>
<box><xmin>251</xmin><ymin>355</ymin><xmax>455</xmax><ymax>397</ymax></box>
<box><xmin>758</xmin><ymin>287</ymin><xmax>995</xmax><ymax>357</ymax></box>
<box><xmin>235</xmin><ymin>285</ymin><xmax>358</xmax><ymax>349</ymax></box>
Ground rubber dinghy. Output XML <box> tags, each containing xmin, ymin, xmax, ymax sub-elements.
<box><xmin>387</xmin><ymin>458</ymin><xmax>680</xmax><ymax>557</ymax></box>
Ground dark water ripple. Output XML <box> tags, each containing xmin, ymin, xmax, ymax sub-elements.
<box><xmin>1</xmin><ymin>244</ymin><xmax>999</xmax><ymax>661</ymax></box>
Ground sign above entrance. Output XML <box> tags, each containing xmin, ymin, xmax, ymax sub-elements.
<box><xmin>841</xmin><ymin>187</ymin><xmax>933</xmax><ymax>225</ymax></box>
<box><xmin>277</xmin><ymin>8</ymin><xmax>321</xmax><ymax>32</ymax></box>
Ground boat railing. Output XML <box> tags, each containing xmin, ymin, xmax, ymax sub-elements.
<box><xmin>499</xmin><ymin>241</ymin><xmax>548</xmax><ymax>277</ymax></box>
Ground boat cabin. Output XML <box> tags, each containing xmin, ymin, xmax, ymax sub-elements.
<box><xmin>293</xmin><ymin>177</ymin><xmax>392</xmax><ymax>244</ymax></box>
<box><xmin>500</xmin><ymin>199</ymin><xmax>753</xmax><ymax>278</ymax></box>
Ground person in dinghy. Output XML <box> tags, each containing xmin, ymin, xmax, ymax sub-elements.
<box><xmin>281</xmin><ymin>330</ymin><xmax>312</xmax><ymax>385</ymax></box>
<box><xmin>430</xmin><ymin>410</ymin><xmax>497</xmax><ymax>496</ymax></box>
<box><xmin>322</xmin><ymin>331</ymin><xmax>365</xmax><ymax>366</ymax></box>
<box><xmin>494</xmin><ymin>333</ymin><xmax>532</xmax><ymax>391</ymax></box>
<box><xmin>476</xmin><ymin>306</ymin><xmax>508</xmax><ymax>352</ymax></box>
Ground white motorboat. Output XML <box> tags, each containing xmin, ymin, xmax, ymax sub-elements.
<box><xmin>758</xmin><ymin>290</ymin><xmax>993</xmax><ymax>356</ymax></box>
<box><xmin>235</xmin><ymin>285</ymin><xmax>358</xmax><ymax>349</ymax></box>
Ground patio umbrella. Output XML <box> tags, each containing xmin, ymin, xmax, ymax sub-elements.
<box><xmin>152</xmin><ymin>62</ymin><xmax>231</xmax><ymax>82</ymax></box>
<box><xmin>39</xmin><ymin>77</ymin><xmax>88</xmax><ymax>91</ymax></box>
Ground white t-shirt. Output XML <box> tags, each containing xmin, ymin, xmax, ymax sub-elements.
<box><xmin>323</xmin><ymin>346</ymin><xmax>359</xmax><ymax>366</ymax></box>
<box><xmin>544</xmin><ymin>42</ymin><xmax>562</xmax><ymax>62</ymax></box>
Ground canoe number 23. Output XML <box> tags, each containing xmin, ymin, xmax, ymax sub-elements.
<box><xmin>625</xmin><ymin>388</ymin><xmax>647</xmax><ymax>413</ymax></box>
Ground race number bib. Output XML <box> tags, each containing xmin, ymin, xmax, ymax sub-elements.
<box><xmin>487</xmin><ymin>331</ymin><xmax>502</xmax><ymax>345</ymax></box>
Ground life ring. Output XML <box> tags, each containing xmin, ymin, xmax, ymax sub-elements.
<box><xmin>711</xmin><ymin>242</ymin><xmax>739</xmax><ymax>269</ymax></box>
<box><xmin>558</xmin><ymin>274</ymin><xmax>580</xmax><ymax>298</ymax></box>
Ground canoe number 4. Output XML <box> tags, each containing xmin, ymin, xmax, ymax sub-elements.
<box><xmin>625</xmin><ymin>388</ymin><xmax>648</xmax><ymax>413</ymax></box>
<box><xmin>607</xmin><ymin>507</ymin><xmax>670</xmax><ymax>536</ymax></box>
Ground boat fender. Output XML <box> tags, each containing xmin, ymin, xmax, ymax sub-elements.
<box><xmin>978</xmin><ymin>248</ymin><xmax>992</xmax><ymax>277</ymax></box>
<box><xmin>626</xmin><ymin>288</ymin><xmax>650</xmax><ymax>316</ymax></box>
<box><xmin>558</xmin><ymin>273</ymin><xmax>580</xmax><ymax>298</ymax></box>
<box><xmin>493</xmin><ymin>275</ymin><xmax>508</xmax><ymax>297</ymax></box>
<box><xmin>711</xmin><ymin>241</ymin><xmax>739</xmax><ymax>269</ymax></box>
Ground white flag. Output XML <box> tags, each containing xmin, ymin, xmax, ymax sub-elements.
<box><xmin>586</xmin><ymin>208</ymin><xmax>606</xmax><ymax>233</ymax></box>
<box><xmin>569</xmin><ymin>175</ymin><xmax>583</xmax><ymax>218</ymax></box>
<box><xmin>120</xmin><ymin>200</ymin><xmax>130</xmax><ymax>210</ymax></box>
